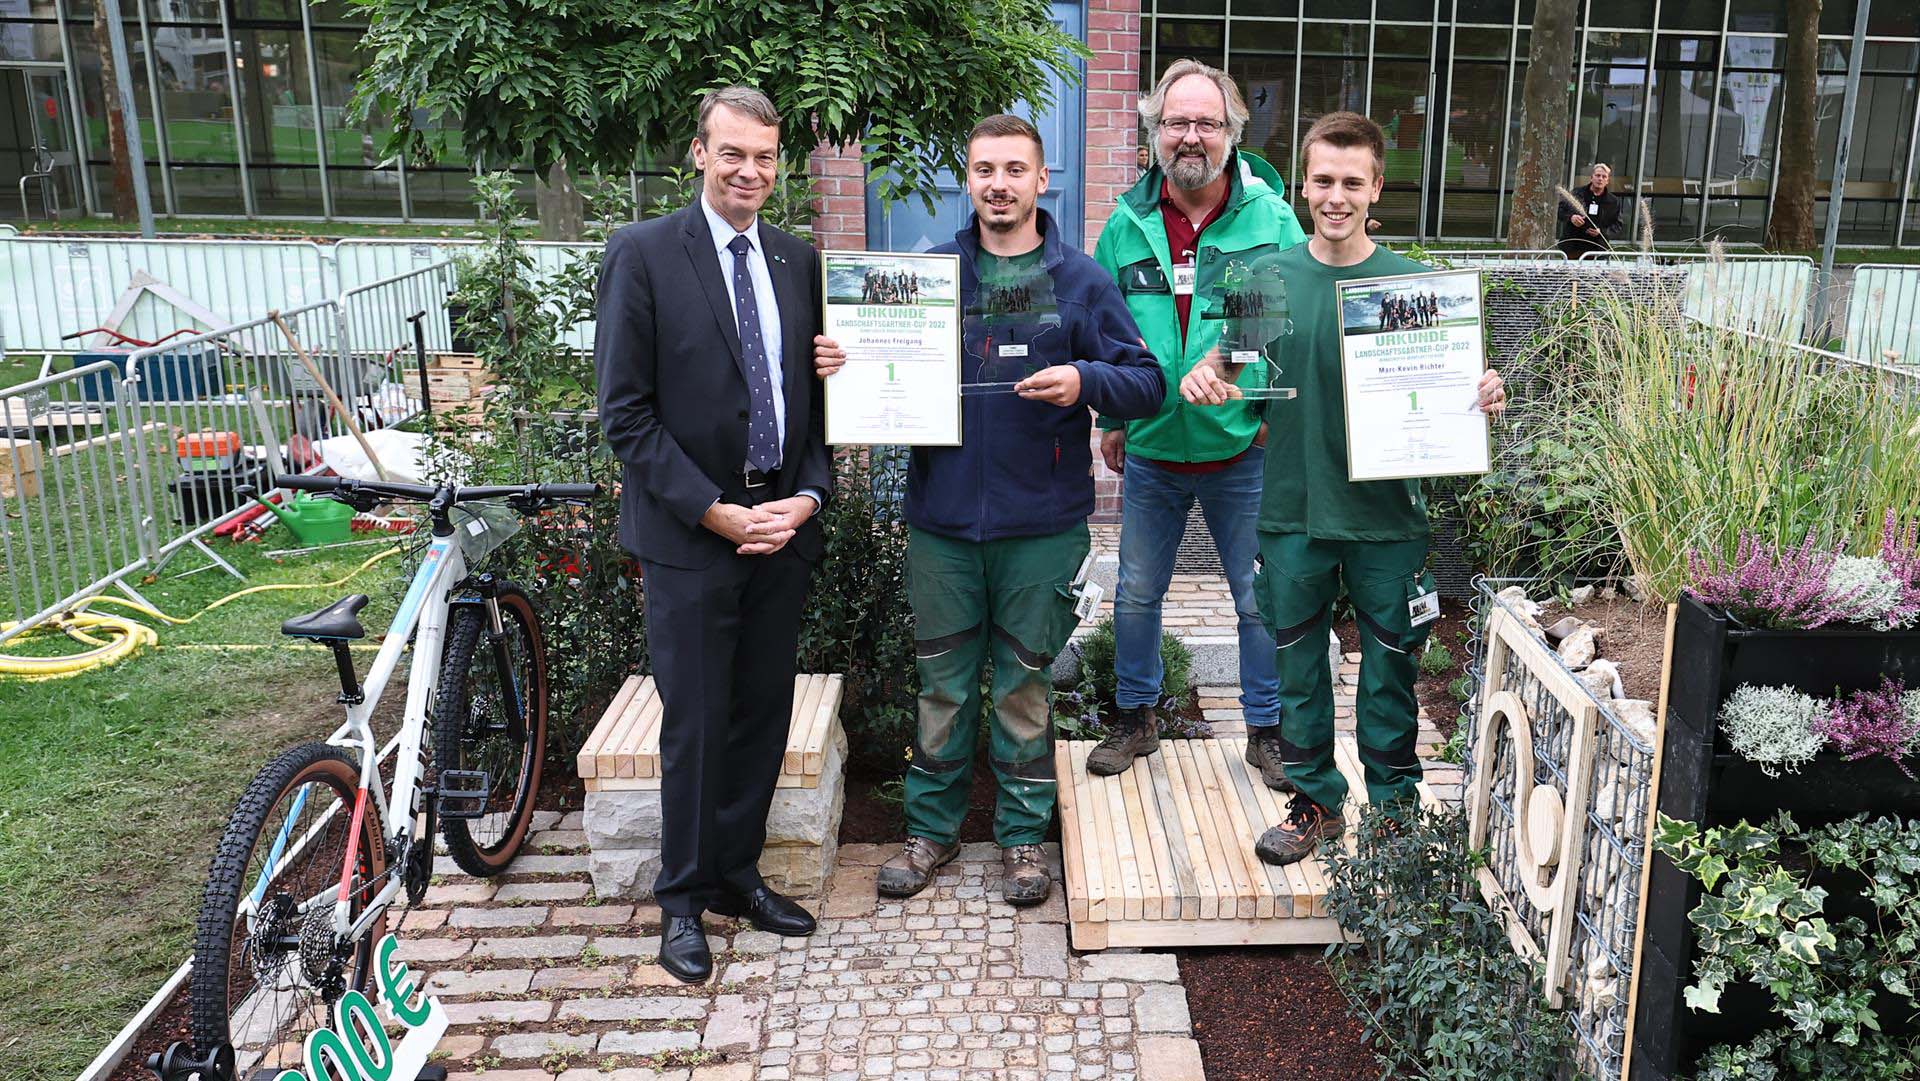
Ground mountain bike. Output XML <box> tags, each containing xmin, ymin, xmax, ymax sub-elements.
<box><xmin>147</xmin><ymin>474</ymin><xmax>598</xmax><ymax>1081</ymax></box>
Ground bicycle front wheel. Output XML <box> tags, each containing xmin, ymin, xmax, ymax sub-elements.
<box><xmin>434</xmin><ymin>583</ymin><xmax>549</xmax><ymax>876</ymax></box>
<box><xmin>190</xmin><ymin>741</ymin><xmax>385</xmax><ymax>1072</ymax></box>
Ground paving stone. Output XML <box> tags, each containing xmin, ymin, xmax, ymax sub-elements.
<box><xmin>444</xmin><ymin>999</ymin><xmax>553</xmax><ymax>1025</ymax></box>
<box><xmin>589</xmin><ymin>934</ymin><xmax>663</xmax><ymax>958</ymax></box>
<box><xmin>597</xmin><ymin>1030</ymin><xmax>702</xmax><ymax>1055</ymax></box>
<box><xmin>732</xmin><ymin>930</ymin><xmax>785</xmax><ymax>954</ymax></box>
<box><xmin>505</xmin><ymin>852</ymin><xmax>590</xmax><ymax>874</ymax></box>
<box><xmin>424</xmin><ymin>882</ymin><xmax>495</xmax><ymax>905</ymax></box>
<box><xmin>1132</xmin><ymin>985</ymin><xmax>1192</xmax><ymax>1034</ymax></box>
<box><xmin>448</xmin><ymin>905</ymin><xmax>547</xmax><ymax>929</ymax></box>
<box><xmin>1016</xmin><ymin>922</ymin><xmax>1069</xmax><ymax>980</ymax></box>
<box><xmin>721</xmin><ymin>959</ymin><xmax>776</xmax><ymax>985</ymax></box>
<box><xmin>424</xmin><ymin>968</ymin><xmax>533</xmax><ymax>996</ymax></box>
<box><xmin>494</xmin><ymin>880</ymin><xmax>593</xmax><ymax>902</ymax></box>
<box><xmin>690</xmin><ymin>1065</ymin><xmax>755</xmax><ymax>1081</ymax></box>
<box><xmin>391</xmin><ymin>936</ymin><xmax>471</xmax><ymax>963</ymax></box>
<box><xmin>400</xmin><ymin>909</ymin><xmax>449</xmax><ymax>933</ymax></box>
<box><xmin>824</xmin><ymin>865</ymin><xmax>880</xmax><ymax>918</ymax></box>
<box><xmin>552</xmin><ymin>904</ymin><xmax>635</xmax><ymax>926</ymax></box>
<box><xmin>490</xmin><ymin>1030</ymin><xmax>597</xmax><ymax>1059</ymax></box>
<box><xmin>471</xmin><ymin>934</ymin><xmax>588</xmax><ymax>959</ymax></box>
<box><xmin>558</xmin><ymin>995</ymin><xmax>708</xmax><ymax>1022</ymax></box>
<box><xmin>703</xmin><ymin>993</ymin><xmax>767</xmax><ymax>1053</ymax></box>
<box><xmin>530</xmin><ymin>965</ymin><xmax>625</xmax><ymax>992</ymax></box>
<box><xmin>1078</xmin><ymin>953</ymin><xmax>1179</xmax><ymax>983</ymax></box>
<box><xmin>533</xmin><ymin>828</ymin><xmax>590</xmax><ymax>849</ymax></box>
<box><xmin>1134</xmin><ymin>1037</ymin><xmax>1204</xmax><ymax>1080</ymax></box>
<box><xmin>435</xmin><ymin>1034</ymin><xmax>486</xmax><ymax>1060</ymax></box>
<box><xmin>449</xmin><ymin>1070</ymin><xmax>551</xmax><ymax>1081</ymax></box>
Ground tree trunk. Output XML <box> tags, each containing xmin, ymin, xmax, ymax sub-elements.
<box><xmin>535</xmin><ymin>161</ymin><xmax>585</xmax><ymax>241</ymax></box>
<box><xmin>90</xmin><ymin>4</ymin><xmax>136</xmax><ymax>220</ymax></box>
<box><xmin>1767</xmin><ymin>0</ymin><xmax>1822</xmax><ymax>251</ymax></box>
<box><xmin>1504</xmin><ymin>0</ymin><xmax>1579</xmax><ymax>249</ymax></box>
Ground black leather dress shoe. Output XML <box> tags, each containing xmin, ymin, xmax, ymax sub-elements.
<box><xmin>709</xmin><ymin>885</ymin><xmax>818</xmax><ymax>936</ymax></box>
<box><xmin>658</xmin><ymin>915</ymin><xmax>712</xmax><ymax>983</ymax></box>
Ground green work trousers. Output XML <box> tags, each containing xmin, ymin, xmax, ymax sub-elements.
<box><xmin>904</xmin><ymin>523</ymin><xmax>1089</xmax><ymax>847</ymax></box>
<box><xmin>1252</xmin><ymin>531</ymin><xmax>1436</xmax><ymax>812</ymax></box>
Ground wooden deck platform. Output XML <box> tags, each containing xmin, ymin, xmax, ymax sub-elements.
<box><xmin>1055</xmin><ymin>733</ymin><xmax>1375</xmax><ymax>949</ymax></box>
<box><xmin>576</xmin><ymin>673</ymin><xmax>843</xmax><ymax>791</ymax></box>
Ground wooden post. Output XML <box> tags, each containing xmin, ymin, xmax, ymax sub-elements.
<box><xmin>0</xmin><ymin>438</ymin><xmax>43</xmax><ymax>498</ymax></box>
<box><xmin>1620</xmin><ymin>601</ymin><xmax>1680</xmax><ymax>1081</ymax></box>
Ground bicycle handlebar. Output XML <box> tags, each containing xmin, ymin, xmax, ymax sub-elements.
<box><xmin>277</xmin><ymin>474</ymin><xmax>600</xmax><ymax>506</ymax></box>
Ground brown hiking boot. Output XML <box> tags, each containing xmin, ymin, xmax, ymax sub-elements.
<box><xmin>1001</xmin><ymin>843</ymin><xmax>1051</xmax><ymax>906</ymax></box>
<box><xmin>1086</xmin><ymin>705</ymin><xmax>1160</xmax><ymax>776</ymax></box>
<box><xmin>877</xmin><ymin>836</ymin><xmax>960</xmax><ymax>898</ymax></box>
<box><xmin>1243</xmin><ymin>726</ymin><xmax>1296</xmax><ymax>792</ymax></box>
<box><xmin>1253</xmin><ymin>796</ymin><xmax>1345</xmax><ymax>867</ymax></box>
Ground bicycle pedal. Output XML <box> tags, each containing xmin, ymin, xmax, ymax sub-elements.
<box><xmin>437</xmin><ymin>770</ymin><xmax>492</xmax><ymax>818</ymax></box>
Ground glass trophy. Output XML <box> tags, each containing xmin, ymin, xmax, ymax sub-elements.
<box><xmin>962</xmin><ymin>261</ymin><xmax>1063</xmax><ymax>396</ymax></box>
<box><xmin>1202</xmin><ymin>257</ymin><xmax>1297</xmax><ymax>400</ymax></box>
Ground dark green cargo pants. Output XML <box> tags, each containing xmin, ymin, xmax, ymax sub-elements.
<box><xmin>1252</xmin><ymin>531</ymin><xmax>1436</xmax><ymax>812</ymax></box>
<box><xmin>904</xmin><ymin>524</ymin><xmax>1089</xmax><ymax>847</ymax></box>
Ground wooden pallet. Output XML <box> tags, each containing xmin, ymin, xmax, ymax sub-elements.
<box><xmin>576</xmin><ymin>673</ymin><xmax>843</xmax><ymax>792</ymax></box>
<box><xmin>1055</xmin><ymin>734</ymin><xmax>1377</xmax><ymax>949</ymax></box>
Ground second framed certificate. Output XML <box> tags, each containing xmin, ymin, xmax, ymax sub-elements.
<box><xmin>822</xmin><ymin>251</ymin><xmax>962</xmax><ymax>446</ymax></box>
<box><xmin>1335</xmin><ymin>268</ymin><xmax>1492</xmax><ymax>482</ymax></box>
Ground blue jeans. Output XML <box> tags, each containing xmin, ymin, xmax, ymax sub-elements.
<box><xmin>1112</xmin><ymin>450</ymin><xmax>1280</xmax><ymax>727</ymax></box>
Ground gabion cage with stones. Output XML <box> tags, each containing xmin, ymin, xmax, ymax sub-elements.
<box><xmin>1465</xmin><ymin>578</ymin><xmax>1657</xmax><ymax>1081</ymax></box>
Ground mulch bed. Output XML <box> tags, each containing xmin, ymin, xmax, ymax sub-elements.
<box><xmin>1178</xmin><ymin>946</ymin><xmax>1377</xmax><ymax>1080</ymax></box>
<box><xmin>1560</xmin><ymin>594</ymin><xmax>1671</xmax><ymax>703</ymax></box>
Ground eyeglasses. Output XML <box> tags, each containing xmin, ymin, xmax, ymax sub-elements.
<box><xmin>1159</xmin><ymin>118</ymin><xmax>1225</xmax><ymax>136</ymax></box>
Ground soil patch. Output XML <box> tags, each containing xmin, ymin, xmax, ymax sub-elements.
<box><xmin>1415</xmin><ymin>598</ymin><xmax>1475</xmax><ymax>739</ymax></box>
<box><xmin>1179</xmin><ymin>946</ymin><xmax>1376</xmax><ymax>1080</ymax></box>
<box><xmin>1555</xmin><ymin>595</ymin><xmax>1671</xmax><ymax>703</ymax></box>
<box><xmin>841</xmin><ymin>744</ymin><xmax>1006</xmax><ymax>845</ymax></box>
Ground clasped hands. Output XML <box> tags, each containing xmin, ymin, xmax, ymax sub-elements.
<box><xmin>702</xmin><ymin>496</ymin><xmax>814</xmax><ymax>556</ymax></box>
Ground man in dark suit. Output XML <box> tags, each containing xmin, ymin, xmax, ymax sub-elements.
<box><xmin>594</xmin><ymin>85</ymin><xmax>830</xmax><ymax>984</ymax></box>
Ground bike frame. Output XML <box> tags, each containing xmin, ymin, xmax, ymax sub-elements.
<box><xmin>246</xmin><ymin>531</ymin><xmax>472</xmax><ymax>943</ymax></box>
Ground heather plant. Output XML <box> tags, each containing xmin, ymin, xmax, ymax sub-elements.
<box><xmin>1819</xmin><ymin>678</ymin><xmax>1920</xmax><ymax>777</ymax></box>
<box><xmin>1877</xmin><ymin>510</ymin><xmax>1920</xmax><ymax>630</ymax></box>
<box><xmin>1686</xmin><ymin>533</ymin><xmax>1862</xmax><ymax>629</ymax></box>
<box><xmin>1720</xmin><ymin>684</ymin><xmax>1826</xmax><ymax>776</ymax></box>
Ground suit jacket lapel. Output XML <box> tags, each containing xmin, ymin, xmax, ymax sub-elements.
<box><xmin>679</xmin><ymin>205</ymin><xmax>745</xmax><ymax>376</ymax></box>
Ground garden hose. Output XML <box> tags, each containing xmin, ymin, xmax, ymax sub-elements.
<box><xmin>0</xmin><ymin>545</ymin><xmax>403</xmax><ymax>681</ymax></box>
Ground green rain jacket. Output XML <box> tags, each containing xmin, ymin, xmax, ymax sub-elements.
<box><xmin>1092</xmin><ymin>149</ymin><xmax>1308</xmax><ymax>463</ymax></box>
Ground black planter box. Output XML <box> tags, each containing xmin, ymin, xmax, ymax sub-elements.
<box><xmin>1630</xmin><ymin>594</ymin><xmax>1920</xmax><ymax>1079</ymax></box>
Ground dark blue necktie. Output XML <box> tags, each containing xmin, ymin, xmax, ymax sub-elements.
<box><xmin>728</xmin><ymin>234</ymin><xmax>781</xmax><ymax>472</ymax></box>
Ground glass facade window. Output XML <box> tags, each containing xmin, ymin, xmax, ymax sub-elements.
<box><xmin>1134</xmin><ymin>0</ymin><xmax>1920</xmax><ymax>246</ymax></box>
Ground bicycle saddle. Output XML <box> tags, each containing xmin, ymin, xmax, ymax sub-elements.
<box><xmin>281</xmin><ymin>594</ymin><xmax>370</xmax><ymax>640</ymax></box>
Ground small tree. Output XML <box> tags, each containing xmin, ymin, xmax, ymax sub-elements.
<box><xmin>348</xmin><ymin>0</ymin><xmax>1087</xmax><ymax>232</ymax></box>
<box><xmin>1504</xmin><ymin>0</ymin><xmax>1579</xmax><ymax>250</ymax></box>
<box><xmin>1767</xmin><ymin>0</ymin><xmax>1822</xmax><ymax>251</ymax></box>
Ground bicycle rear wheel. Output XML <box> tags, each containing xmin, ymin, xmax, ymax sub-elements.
<box><xmin>434</xmin><ymin>583</ymin><xmax>549</xmax><ymax>876</ymax></box>
<box><xmin>189</xmin><ymin>741</ymin><xmax>385</xmax><ymax>1072</ymax></box>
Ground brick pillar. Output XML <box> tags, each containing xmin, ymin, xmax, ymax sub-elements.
<box><xmin>808</xmin><ymin>142</ymin><xmax>868</xmax><ymax>250</ymax></box>
<box><xmin>1085</xmin><ymin>0</ymin><xmax>1143</xmax><ymax>523</ymax></box>
<box><xmin>1083</xmin><ymin>0</ymin><xmax>1143</xmax><ymax>256</ymax></box>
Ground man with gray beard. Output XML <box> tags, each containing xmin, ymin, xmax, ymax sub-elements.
<box><xmin>1089</xmin><ymin>60</ymin><xmax>1307</xmax><ymax>784</ymax></box>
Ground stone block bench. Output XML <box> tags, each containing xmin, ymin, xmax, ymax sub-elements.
<box><xmin>578</xmin><ymin>673</ymin><xmax>847</xmax><ymax>900</ymax></box>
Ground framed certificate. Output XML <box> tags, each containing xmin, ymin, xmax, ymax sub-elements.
<box><xmin>1335</xmin><ymin>268</ymin><xmax>1491</xmax><ymax>482</ymax></box>
<box><xmin>822</xmin><ymin>250</ymin><xmax>963</xmax><ymax>445</ymax></box>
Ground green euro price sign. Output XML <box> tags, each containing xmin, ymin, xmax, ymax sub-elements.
<box><xmin>887</xmin><ymin>362</ymin><xmax>897</xmax><ymax>382</ymax></box>
<box><xmin>1408</xmin><ymin>390</ymin><xmax>1418</xmax><ymax>412</ymax></box>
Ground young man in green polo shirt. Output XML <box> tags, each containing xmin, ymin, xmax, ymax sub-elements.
<box><xmin>1183</xmin><ymin>111</ymin><xmax>1508</xmax><ymax>865</ymax></box>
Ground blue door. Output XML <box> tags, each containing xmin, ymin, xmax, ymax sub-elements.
<box><xmin>863</xmin><ymin>1</ymin><xmax>1086</xmax><ymax>253</ymax></box>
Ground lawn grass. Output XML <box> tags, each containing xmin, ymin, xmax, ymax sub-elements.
<box><xmin>0</xmin><ymin>535</ymin><xmax>412</xmax><ymax>1080</ymax></box>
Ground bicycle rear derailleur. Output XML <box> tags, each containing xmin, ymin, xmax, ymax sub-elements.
<box><xmin>146</xmin><ymin>1042</ymin><xmax>233</xmax><ymax>1081</ymax></box>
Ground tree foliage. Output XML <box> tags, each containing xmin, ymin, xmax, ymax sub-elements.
<box><xmin>348</xmin><ymin>0</ymin><xmax>1088</xmax><ymax>209</ymax></box>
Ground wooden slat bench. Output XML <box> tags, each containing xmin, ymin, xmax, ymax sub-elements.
<box><xmin>576</xmin><ymin>673</ymin><xmax>844</xmax><ymax>791</ymax></box>
<box><xmin>1056</xmin><ymin>732</ymin><xmax>1382</xmax><ymax>949</ymax></box>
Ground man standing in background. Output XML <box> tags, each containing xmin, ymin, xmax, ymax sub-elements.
<box><xmin>1087</xmin><ymin>59</ymin><xmax>1307</xmax><ymax>787</ymax></box>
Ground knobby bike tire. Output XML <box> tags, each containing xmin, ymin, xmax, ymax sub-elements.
<box><xmin>433</xmin><ymin>583</ymin><xmax>549</xmax><ymax>876</ymax></box>
<box><xmin>189</xmin><ymin>741</ymin><xmax>385</xmax><ymax>1067</ymax></box>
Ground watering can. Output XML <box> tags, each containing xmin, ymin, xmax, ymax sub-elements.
<box><xmin>239</xmin><ymin>484</ymin><xmax>356</xmax><ymax>545</ymax></box>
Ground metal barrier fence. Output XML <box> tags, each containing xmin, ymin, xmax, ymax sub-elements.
<box><xmin>0</xmin><ymin>237</ymin><xmax>333</xmax><ymax>354</ymax></box>
<box><xmin>1579</xmin><ymin>250</ymin><xmax>1814</xmax><ymax>343</ymax></box>
<box><xmin>330</xmin><ymin>238</ymin><xmax>599</xmax><ymax>350</ymax></box>
<box><xmin>337</xmin><ymin>261</ymin><xmax>457</xmax><ymax>418</ymax></box>
<box><xmin>1425</xmin><ymin>248</ymin><xmax>1569</xmax><ymax>264</ymax></box>
<box><xmin>1466</xmin><ymin>579</ymin><xmax>1655</xmax><ymax>1081</ymax></box>
<box><xmin>1843</xmin><ymin>264</ymin><xmax>1920</xmax><ymax>366</ymax></box>
<box><xmin>0</xmin><ymin>362</ymin><xmax>154</xmax><ymax>644</ymax></box>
